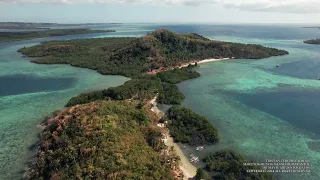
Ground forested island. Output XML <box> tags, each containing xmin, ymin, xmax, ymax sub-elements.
<box><xmin>0</xmin><ymin>29</ymin><xmax>115</xmax><ymax>43</ymax></box>
<box><xmin>19</xmin><ymin>29</ymin><xmax>288</xmax><ymax>77</ymax></box>
<box><xmin>0</xmin><ymin>22</ymin><xmax>121</xmax><ymax>29</ymax></box>
<box><xmin>304</xmin><ymin>38</ymin><xmax>320</xmax><ymax>44</ymax></box>
<box><xmin>21</xmin><ymin>29</ymin><xmax>287</xmax><ymax>179</ymax></box>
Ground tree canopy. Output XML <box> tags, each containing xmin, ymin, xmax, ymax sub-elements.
<box><xmin>167</xmin><ymin>106</ymin><xmax>219</xmax><ymax>145</ymax></box>
<box><xmin>25</xmin><ymin>101</ymin><xmax>174</xmax><ymax>180</ymax></box>
<box><xmin>304</xmin><ymin>38</ymin><xmax>320</xmax><ymax>44</ymax></box>
<box><xmin>66</xmin><ymin>67</ymin><xmax>198</xmax><ymax>107</ymax></box>
<box><xmin>203</xmin><ymin>149</ymin><xmax>274</xmax><ymax>180</ymax></box>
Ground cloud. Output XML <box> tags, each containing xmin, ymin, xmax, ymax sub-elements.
<box><xmin>222</xmin><ymin>0</ymin><xmax>320</xmax><ymax>13</ymax></box>
<box><xmin>1</xmin><ymin>0</ymin><xmax>320</xmax><ymax>13</ymax></box>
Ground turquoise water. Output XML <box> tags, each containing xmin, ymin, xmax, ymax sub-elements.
<box><xmin>176</xmin><ymin>26</ymin><xmax>320</xmax><ymax>180</ymax></box>
<box><xmin>2</xmin><ymin>24</ymin><xmax>320</xmax><ymax>179</ymax></box>
<box><xmin>0</xmin><ymin>36</ymin><xmax>129</xmax><ymax>179</ymax></box>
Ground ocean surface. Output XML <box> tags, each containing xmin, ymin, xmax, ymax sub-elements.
<box><xmin>1</xmin><ymin>23</ymin><xmax>320</xmax><ymax>179</ymax></box>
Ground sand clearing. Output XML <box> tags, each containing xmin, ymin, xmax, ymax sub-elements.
<box><xmin>179</xmin><ymin>57</ymin><xmax>231</xmax><ymax>68</ymax></box>
<box><xmin>150</xmin><ymin>96</ymin><xmax>197</xmax><ymax>179</ymax></box>
<box><xmin>163</xmin><ymin>136</ymin><xmax>197</xmax><ymax>179</ymax></box>
<box><xmin>198</xmin><ymin>57</ymin><xmax>231</xmax><ymax>64</ymax></box>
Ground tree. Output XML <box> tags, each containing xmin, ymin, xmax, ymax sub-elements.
<box><xmin>195</xmin><ymin>168</ymin><xmax>210</xmax><ymax>180</ymax></box>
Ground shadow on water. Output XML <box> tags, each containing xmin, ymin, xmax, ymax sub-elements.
<box><xmin>0</xmin><ymin>74</ymin><xmax>77</xmax><ymax>97</ymax></box>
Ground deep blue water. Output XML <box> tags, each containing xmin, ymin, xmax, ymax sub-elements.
<box><xmin>235</xmin><ymin>88</ymin><xmax>320</xmax><ymax>137</ymax></box>
<box><xmin>0</xmin><ymin>74</ymin><xmax>76</xmax><ymax>97</ymax></box>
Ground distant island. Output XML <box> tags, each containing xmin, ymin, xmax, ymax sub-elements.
<box><xmin>0</xmin><ymin>29</ymin><xmax>115</xmax><ymax>43</ymax></box>
<box><xmin>302</xmin><ymin>26</ymin><xmax>320</xmax><ymax>44</ymax></box>
<box><xmin>304</xmin><ymin>38</ymin><xmax>320</xmax><ymax>45</ymax></box>
<box><xmin>21</xmin><ymin>29</ymin><xmax>286</xmax><ymax>179</ymax></box>
<box><xmin>0</xmin><ymin>22</ymin><xmax>121</xmax><ymax>29</ymax></box>
<box><xmin>302</xmin><ymin>27</ymin><xmax>320</xmax><ymax>29</ymax></box>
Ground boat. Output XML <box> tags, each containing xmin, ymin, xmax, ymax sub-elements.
<box><xmin>196</xmin><ymin>146</ymin><xmax>204</xmax><ymax>151</ymax></box>
<box><xmin>276</xmin><ymin>64</ymin><xmax>280</xmax><ymax>67</ymax></box>
<box><xmin>189</xmin><ymin>155</ymin><xmax>199</xmax><ymax>163</ymax></box>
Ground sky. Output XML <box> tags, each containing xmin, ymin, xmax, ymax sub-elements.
<box><xmin>1</xmin><ymin>0</ymin><xmax>320</xmax><ymax>24</ymax></box>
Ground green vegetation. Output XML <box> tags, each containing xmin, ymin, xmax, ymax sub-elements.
<box><xmin>0</xmin><ymin>29</ymin><xmax>115</xmax><ymax>42</ymax></box>
<box><xmin>167</xmin><ymin>106</ymin><xmax>219</xmax><ymax>145</ymax></box>
<box><xmin>195</xmin><ymin>168</ymin><xmax>210</xmax><ymax>180</ymax></box>
<box><xmin>157</xmin><ymin>66</ymin><xmax>200</xmax><ymax>84</ymax></box>
<box><xmin>203</xmin><ymin>149</ymin><xmax>274</xmax><ymax>180</ymax></box>
<box><xmin>25</xmin><ymin>101</ymin><xmax>175</xmax><ymax>180</ymax></box>
<box><xmin>21</xmin><ymin>29</ymin><xmax>284</xmax><ymax>180</ymax></box>
<box><xmin>66</xmin><ymin>76</ymin><xmax>162</xmax><ymax>107</ymax></box>
<box><xmin>158</xmin><ymin>82</ymin><xmax>185</xmax><ymax>104</ymax></box>
<box><xmin>66</xmin><ymin>67</ymin><xmax>199</xmax><ymax>107</ymax></box>
<box><xmin>19</xmin><ymin>29</ymin><xmax>288</xmax><ymax>77</ymax></box>
<box><xmin>304</xmin><ymin>38</ymin><xmax>320</xmax><ymax>44</ymax></box>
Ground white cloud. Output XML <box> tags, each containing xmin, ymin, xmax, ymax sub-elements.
<box><xmin>1</xmin><ymin>0</ymin><xmax>320</xmax><ymax>13</ymax></box>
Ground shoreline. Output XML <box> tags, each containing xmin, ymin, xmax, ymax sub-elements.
<box><xmin>148</xmin><ymin>57</ymin><xmax>232</xmax><ymax>75</ymax></box>
<box><xmin>179</xmin><ymin>57</ymin><xmax>231</xmax><ymax>68</ymax></box>
<box><xmin>150</xmin><ymin>96</ymin><xmax>197</xmax><ymax>179</ymax></box>
<box><xmin>198</xmin><ymin>57</ymin><xmax>231</xmax><ymax>64</ymax></box>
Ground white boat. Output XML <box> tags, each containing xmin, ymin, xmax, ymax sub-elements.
<box><xmin>189</xmin><ymin>156</ymin><xmax>199</xmax><ymax>163</ymax></box>
<box><xmin>196</xmin><ymin>146</ymin><xmax>204</xmax><ymax>151</ymax></box>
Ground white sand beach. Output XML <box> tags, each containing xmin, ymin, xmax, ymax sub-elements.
<box><xmin>197</xmin><ymin>57</ymin><xmax>231</xmax><ymax>64</ymax></box>
<box><xmin>179</xmin><ymin>57</ymin><xmax>231</xmax><ymax>69</ymax></box>
<box><xmin>163</xmin><ymin>136</ymin><xmax>197</xmax><ymax>179</ymax></box>
<box><xmin>149</xmin><ymin>96</ymin><xmax>197</xmax><ymax>179</ymax></box>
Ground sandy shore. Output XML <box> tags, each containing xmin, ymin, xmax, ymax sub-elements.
<box><xmin>149</xmin><ymin>96</ymin><xmax>197</xmax><ymax>179</ymax></box>
<box><xmin>197</xmin><ymin>57</ymin><xmax>231</xmax><ymax>64</ymax></box>
<box><xmin>163</xmin><ymin>136</ymin><xmax>197</xmax><ymax>179</ymax></box>
<box><xmin>179</xmin><ymin>57</ymin><xmax>231</xmax><ymax>68</ymax></box>
<box><xmin>150</xmin><ymin>96</ymin><xmax>163</xmax><ymax>115</ymax></box>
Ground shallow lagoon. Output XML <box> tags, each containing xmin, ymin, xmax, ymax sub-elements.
<box><xmin>0</xmin><ymin>36</ymin><xmax>129</xmax><ymax>179</ymax></box>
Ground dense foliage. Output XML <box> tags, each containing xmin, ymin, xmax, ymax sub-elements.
<box><xmin>304</xmin><ymin>38</ymin><xmax>320</xmax><ymax>44</ymax></box>
<box><xmin>167</xmin><ymin>106</ymin><xmax>219</xmax><ymax>145</ymax></box>
<box><xmin>19</xmin><ymin>29</ymin><xmax>288</xmax><ymax>77</ymax></box>
<box><xmin>158</xmin><ymin>82</ymin><xmax>185</xmax><ymax>104</ymax></box>
<box><xmin>203</xmin><ymin>149</ymin><xmax>274</xmax><ymax>180</ymax></box>
<box><xmin>195</xmin><ymin>168</ymin><xmax>210</xmax><ymax>180</ymax></box>
<box><xmin>66</xmin><ymin>67</ymin><xmax>199</xmax><ymax>107</ymax></box>
<box><xmin>66</xmin><ymin>75</ymin><xmax>185</xmax><ymax>107</ymax></box>
<box><xmin>25</xmin><ymin>101</ymin><xmax>174</xmax><ymax>180</ymax></box>
<box><xmin>0</xmin><ymin>29</ymin><xmax>115</xmax><ymax>42</ymax></box>
<box><xmin>157</xmin><ymin>66</ymin><xmax>200</xmax><ymax>84</ymax></box>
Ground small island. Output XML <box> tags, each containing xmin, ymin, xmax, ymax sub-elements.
<box><xmin>21</xmin><ymin>29</ymin><xmax>287</xmax><ymax>179</ymax></box>
<box><xmin>0</xmin><ymin>29</ymin><xmax>115</xmax><ymax>43</ymax></box>
<box><xmin>304</xmin><ymin>38</ymin><xmax>320</xmax><ymax>45</ymax></box>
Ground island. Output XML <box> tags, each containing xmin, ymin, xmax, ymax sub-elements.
<box><xmin>0</xmin><ymin>29</ymin><xmax>115</xmax><ymax>43</ymax></box>
<box><xmin>304</xmin><ymin>38</ymin><xmax>320</xmax><ymax>45</ymax></box>
<box><xmin>0</xmin><ymin>22</ymin><xmax>121</xmax><ymax>29</ymax></box>
<box><xmin>19</xmin><ymin>29</ymin><xmax>288</xmax><ymax>77</ymax></box>
<box><xmin>21</xmin><ymin>29</ymin><xmax>287</xmax><ymax>179</ymax></box>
